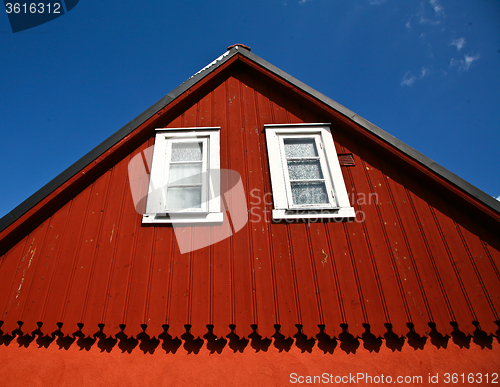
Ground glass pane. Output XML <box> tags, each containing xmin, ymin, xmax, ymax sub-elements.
<box><xmin>168</xmin><ymin>163</ymin><xmax>202</xmax><ymax>184</ymax></box>
<box><xmin>166</xmin><ymin>187</ymin><xmax>202</xmax><ymax>209</ymax></box>
<box><xmin>287</xmin><ymin>160</ymin><xmax>323</xmax><ymax>180</ymax></box>
<box><xmin>291</xmin><ymin>182</ymin><xmax>328</xmax><ymax>205</ymax></box>
<box><xmin>284</xmin><ymin>138</ymin><xmax>318</xmax><ymax>158</ymax></box>
<box><xmin>171</xmin><ymin>142</ymin><xmax>203</xmax><ymax>162</ymax></box>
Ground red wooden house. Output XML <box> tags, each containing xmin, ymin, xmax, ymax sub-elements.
<box><xmin>1</xmin><ymin>45</ymin><xmax>499</xmax><ymax>386</ymax></box>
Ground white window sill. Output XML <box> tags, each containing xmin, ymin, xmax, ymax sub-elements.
<box><xmin>272</xmin><ymin>206</ymin><xmax>355</xmax><ymax>221</ymax></box>
<box><xmin>142</xmin><ymin>212</ymin><xmax>224</xmax><ymax>225</ymax></box>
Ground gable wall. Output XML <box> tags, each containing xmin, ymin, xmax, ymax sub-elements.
<box><xmin>1</xmin><ymin>65</ymin><xmax>498</xmax><ymax>345</ymax></box>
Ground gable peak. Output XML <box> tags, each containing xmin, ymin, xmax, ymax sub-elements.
<box><xmin>227</xmin><ymin>44</ymin><xmax>251</xmax><ymax>52</ymax></box>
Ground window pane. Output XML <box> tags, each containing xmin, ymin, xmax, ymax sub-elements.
<box><xmin>168</xmin><ymin>163</ymin><xmax>202</xmax><ymax>184</ymax></box>
<box><xmin>284</xmin><ymin>138</ymin><xmax>318</xmax><ymax>158</ymax></box>
<box><xmin>287</xmin><ymin>160</ymin><xmax>323</xmax><ymax>180</ymax></box>
<box><xmin>291</xmin><ymin>182</ymin><xmax>328</xmax><ymax>205</ymax></box>
<box><xmin>167</xmin><ymin>187</ymin><xmax>202</xmax><ymax>209</ymax></box>
<box><xmin>171</xmin><ymin>142</ymin><xmax>203</xmax><ymax>162</ymax></box>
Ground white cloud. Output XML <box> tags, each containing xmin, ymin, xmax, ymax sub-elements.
<box><xmin>463</xmin><ymin>53</ymin><xmax>480</xmax><ymax>70</ymax></box>
<box><xmin>419</xmin><ymin>16</ymin><xmax>441</xmax><ymax>26</ymax></box>
<box><xmin>496</xmin><ymin>196</ymin><xmax>500</xmax><ymax>202</ymax></box>
<box><xmin>450</xmin><ymin>53</ymin><xmax>480</xmax><ymax>72</ymax></box>
<box><xmin>413</xmin><ymin>1</ymin><xmax>444</xmax><ymax>27</ymax></box>
<box><xmin>369</xmin><ymin>0</ymin><xmax>386</xmax><ymax>5</ymax></box>
<box><xmin>406</xmin><ymin>1</ymin><xmax>445</xmax><ymax>30</ymax></box>
<box><xmin>401</xmin><ymin>72</ymin><xmax>417</xmax><ymax>87</ymax></box>
<box><xmin>449</xmin><ymin>37</ymin><xmax>466</xmax><ymax>51</ymax></box>
<box><xmin>401</xmin><ymin>68</ymin><xmax>428</xmax><ymax>87</ymax></box>
<box><xmin>429</xmin><ymin>0</ymin><xmax>444</xmax><ymax>16</ymax></box>
<box><xmin>298</xmin><ymin>0</ymin><xmax>312</xmax><ymax>3</ymax></box>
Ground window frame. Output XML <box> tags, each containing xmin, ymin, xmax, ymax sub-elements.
<box><xmin>164</xmin><ymin>137</ymin><xmax>208</xmax><ymax>213</ymax></box>
<box><xmin>265</xmin><ymin>123</ymin><xmax>355</xmax><ymax>220</ymax></box>
<box><xmin>142</xmin><ymin>127</ymin><xmax>222</xmax><ymax>224</ymax></box>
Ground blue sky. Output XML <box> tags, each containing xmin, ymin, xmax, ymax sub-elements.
<box><xmin>1</xmin><ymin>0</ymin><xmax>499</xmax><ymax>219</ymax></box>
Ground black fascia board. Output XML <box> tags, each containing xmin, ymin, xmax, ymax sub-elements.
<box><xmin>0</xmin><ymin>45</ymin><xmax>498</xmax><ymax>234</ymax></box>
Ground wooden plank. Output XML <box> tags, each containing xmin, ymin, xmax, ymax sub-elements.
<box><xmin>101</xmin><ymin>155</ymin><xmax>140</xmax><ymax>338</ymax></box>
<box><xmin>361</xmin><ymin>149</ymin><xmax>433</xmax><ymax>337</ymax></box>
<box><xmin>226</xmin><ymin>74</ymin><xmax>254</xmax><ymax>338</ymax></box>
<box><xmin>289</xmin><ymin>223</ymin><xmax>322</xmax><ymax>338</ymax></box>
<box><xmin>240</xmin><ymin>71</ymin><xmax>277</xmax><ymax>339</ymax></box>
<box><xmin>256</xmin><ymin>84</ymin><xmax>299</xmax><ymax>339</ymax></box>
<box><xmin>481</xmin><ymin>234</ymin><xmax>500</xmax><ymax>325</ymax></box>
<box><xmin>165</xmin><ymin>102</ymin><xmax>201</xmax><ymax>339</ymax></box>
<box><xmin>211</xmin><ymin>212</ymin><xmax>233</xmax><ymax>339</ymax></box>
<box><xmin>454</xmin><ymin>218</ymin><xmax>499</xmax><ymax>334</ymax></box>
<box><xmin>0</xmin><ymin>235</ymin><xmax>30</xmax><ymax>334</ymax></box>
<box><xmin>425</xmin><ymin>190</ymin><xmax>498</xmax><ymax>335</ymax></box>
<box><xmin>0</xmin><ymin>237</ymin><xmax>27</xmax><ymax>312</ymax></box>
<box><xmin>40</xmin><ymin>187</ymin><xmax>92</xmax><ymax>335</ymax></box>
<box><xmin>145</xmin><ymin>226</ymin><xmax>175</xmax><ymax>338</ymax></box>
<box><xmin>275</xmin><ymin>85</ymin><xmax>334</xmax><ymax>336</ymax></box>
<box><xmin>325</xmin><ymin>220</ymin><xmax>366</xmax><ymax>338</ymax></box>
<box><xmin>211</xmin><ymin>79</ymin><xmax>233</xmax><ymax>339</ymax></box>
<box><xmin>480</xmin><ymin>225</ymin><xmax>500</xmax><ymax>278</ymax></box>
<box><xmin>79</xmin><ymin>155</ymin><xmax>131</xmax><ymax>337</ymax></box>
<box><xmin>198</xmin><ymin>91</ymin><xmax>212</xmax><ymax>128</ymax></box>
<box><xmin>268</xmin><ymin>222</ymin><xmax>298</xmax><ymax>339</ymax></box>
<box><xmin>382</xmin><ymin>162</ymin><xmax>453</xmax><ymax>336</ymax></box>
<box><xmin>269</xmin><ymin>86</ymin><xmax>289</xmax><ymax>124</ymax></box>
<box><xmin>122</xmin><ymin>207</ymin><xmax>155</xmax><ymax>337</ymax></box>
<box><xmin>401</xmin><ymin>176</ymin><xmax>475</xmax><ymax>335</ymax></box>
<box><xmin>337</xmin><ymin>139</ymin><xmax>395</xmax><ymax>338</ymax></box>
<box><xmin>165</xmin><ymin>230</ymin><xmax>184</xmax><ymax>339</ymax></box>
<box><xmin>270</xmin><ymin>85</ymin><xmax>309</xmax><ymax>339</ymax></box>
<box><xmin>1</xmin><ymin>220</ymin><xmax>50</xmax><ymax>335</ymax></box>
<box><xmin>117</xmin><ymin>140</ymin><xmax>157</xmax><ymax>337</ymax></box>
<box><xmin>188</xmin><ymin>96</ymin><xmax>214</xmax><ymax>339</ymax></box>
<box><xmin>189</xmin><ymin>228</ymin><xmax>212</xmax><ymax>339</ymax></box>
<box><xmin>19</xmin><ymin>202</ymin><xmax>71</xmax><ymax>334</ymax></box>
<box><xmin>61</xmin><ymin>171</ymin><xmax>110</xmax><ymax>335</ymax></box>
<box><xmin>185</xmin><ymin>86</ymin><xmax>215</xmax><ymax>340</ymax></box>
<box><xmin>278</xmin><ymin>90</ymin><xmax>302</xmax><ymax>124</ymax></box>
<box><xmin>322</xmin><ymin>126</ymin><xmax>366</xmax><ymax>338</ymax></box>
<box><xmin>307</xmin><ymin>222</ymin><xmax>343</xmax><ymax>338</ymax></box>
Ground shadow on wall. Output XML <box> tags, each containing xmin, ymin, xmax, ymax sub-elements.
<box><xmin>0</xmin><ymin>321</ymin><xmax>498</xmax><ymax>355</ymax></box>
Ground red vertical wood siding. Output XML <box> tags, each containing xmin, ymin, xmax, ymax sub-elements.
<box><xmin>1</xmin><ymin>65</ymin><xmax>499</xmax><ymax>344</ymax></box>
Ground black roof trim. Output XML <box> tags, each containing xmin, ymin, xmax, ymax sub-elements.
<box><xmin>0</xmin><ymin>45</ymin><xmax>498</xmax><ymax>233</ymax></box>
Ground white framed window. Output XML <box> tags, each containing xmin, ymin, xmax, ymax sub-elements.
<box><xmin>265</xmin><ymin>123</ymin><xmax>355</xmax><ymax>220</ymax></box>
<box><xmin>142</xmin><ymin>127</ymin><xmax>223</xmax><ymax>224</ymax></box>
